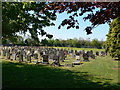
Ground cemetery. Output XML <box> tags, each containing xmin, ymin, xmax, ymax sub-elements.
<box><xmin>0</xmin><ymin>46</ymin><xmax>106</xmax><ymax>66</ymax></box>
<box><xmin>1</xmin><ymin>46</ymin><xmax>120</xmax><ymax>88</ymax></box>
<box><xmin>1</xmin><ymin>1</ymin><xmax>120</xmax><ymax>89</ymax></box>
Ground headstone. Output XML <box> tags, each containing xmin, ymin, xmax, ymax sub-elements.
<box><xmin>22</xmin><ymin>49</ymin><xmax>27</xmax><ymax>59</ymax></box>
<box><xmin>12</xmin><ymin>51</ymin><xmax>16</xmax><ymax>60</ymax></box>
<box><xmin>49</xmin><ymin>54</ymin><xmax>53</xmax><ymax>60</ymax></box>
<box><xmin>59</xmin><ymin>50</ymin><xmax>65</xmax><ymax>62</ymax></box>
<box><xmin>34</xmin><ymin>50</ymin><xmax>38</xmax><ymax>59</ymax></box>
<box><xmin>27</xmin><ymin>51</ymin><xmax>31</xmax><ymax>63</ymax></box>
<box><xmin>100</xmin><ymin>51</ymin><xmax>106</xmax><ymax>56</ymax></box>
<box><xmin>91</xmin><ymin>54</ymin><xmax>96</xmax><ymax>59</ymax></box>
<box><xmin>88</xmin><ymin>50</ymin><xmax>95</xmax><ymax>59</ymax></box>
<box><xmin>40</xmin><ymin>51</ymin><xmax>43</xmax><ymax>56</ymax></box>
<box><xmin>81</xmin><ymin>50</ymin><xmax>85</xmax><ymax>55</ymax></box>
<box><xmin>83</xmin><ymin>53</ymin><xmax>89</xmax><ymax>62</ymax></box>
<box><xmin>64</xmin><ymin>50</ymin><xmax>68</xmax><ymax>58</ymax></box>
<box><xmin>75</xmin><ymin>51</ymin><xmax>80</xmax><ymax>60</ymax></box>
<box><xmin>6</xmin><ymin>49</ymin><xmax>11</xmax><ymax>60</ymax></box>
<box><xmin>52</xmin><ymin>55</ymin><xmax>60</xmax><ymax>66</ymax></box>
<box><xmin>18</xmin><ymin>50</ymin><xmax>23</xmax><ymax>62</ymax></box>
<box><xmin>49</xmin><ymin>51</ymin><xmax>54</xmax><ymax>60</ymax></box>
<box><xmin>86</xmin><ymin>51</ymin><xmax>90</xmax><ymax>57</ymax></box>
<box><xmin>69</xmin><ymin>50</ymin><xmax>74</xmax><ymax>58</ymax></box>
<box><xmin>89</xmin><ymin>50</ymin><xmax>93</xmax><ymax>57</ymax></box>
<box><xmin>0</xmin><ymin>49</ymin><xmax>4</xmax><ymax>59</ymax></box>
<box><xmin>3</xmin><ymin>49</ymin><xmax>6</xmax><ymax>56</ymax></box>
<box><xmin>96</xmin><ymin>51</ymin><xmax>99</xmax><ymax>56</ymax></box>
<box><xmin>42</xmin><ymin>55</ymin><xmax>49</xmax><ymax>64</ymax></box>
<box><xmin>72</xmin><ymin>60</ymin><xmax>81</xmax><ymax>65</ymax></box>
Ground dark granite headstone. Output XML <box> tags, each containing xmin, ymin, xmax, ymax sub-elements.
<box><xmin>6</xmin><ymin>49</ymin><xmax>10</xmax><ymax>60</ymax></box>
<box><xmin>96</xmin><ymin>51</ymin><xmax>99</xmax><ymax>56</ymax></box>
<box><xmin>83</xmin><ymin>53</ymin><xmax>89</xmax><ymax>62</ymax></box>
<box><xmin>18</xmin><ymin>50</ymin><xmax>23</xmax><ymax>62</ymax></box>
<box><xmin>42</xmin><ymin>55</ymin><xmax>49</xmax><ymax>64</ymax></box>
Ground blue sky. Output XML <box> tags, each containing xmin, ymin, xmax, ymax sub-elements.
<box><xmin>21</xmin><ymin>8</ymin><xmax>110</xmax><ymax>41</ymax></box>
<box><xmin>39</xmin><ymin>11</ymin><xmax>110</xmax><ymax>41</ymax></box>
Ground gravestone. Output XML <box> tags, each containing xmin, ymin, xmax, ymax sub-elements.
<box><xmin>83</xmin><ymin>53</ymin><xmax>89</xmax><ymax>62</ymax></box>
<box><xmin>64</xmin><ymin>50</ymin><xmax>68</xmax><ymax>58</ymax></box>
<box><xmin>75</xmin><ymin>51</ymin><xmax>80</xmax><ymax>60</ymax></box>
<box><xmin>40</xmin><ymin>51</ymin><xmax>43</xmax><ymax>56</ymax></box>
<box><xmin>81</xmin><ymin>50</ymin><xmax>85</xmax><ymax>55</ymax></box>
<box><xmin>0</xmin><ymin>49</ymin><xmax>4</xmax><ymax>59</ymax></box>
<box><xmin>87</xmin><ymin>51</ymin><xmax>90</xmax><ymax>57</ymax></box>
<box><xmin>96</xmin><ymin>51</ymin><xmax>99</xmax><ymax>56</ymax></box>
<box><xmin>72</xmin><ymin>60</ymin><xmax>81</xmax><ymax>65</ymax></box>
<box><xmin>3</xmin><ymin>49</ymin><xmax>6</xmax><ymax>56</ymax></box>
<box><xmin>27</xmin><ymin>51</ymin><xmax>31</xmax><ymax>63</ymax></box>
<box><xmin>51</xmin><ymin>55</ymin><xmax>60</xmax><ymax>66</ymax></box>
<box><xmin>34</xmin><ymin>50</ymin><xmax>38</xmax><ymax>59</ymax></box>
<box><xmin>34</xmin><ymin>53</ymin><xmax>38</xmax><ymax>59</ymax></box>
<box><xmin>69</xmin><ymin>50</ymin><xmax>74</xmax><ymax>58</ymax></box>
<box><xmin>91</xmin><ymin>54</ymin><xmax>96</xmax><ymax>59</ymax></box>
<box><xmin>18</xmin><ymin>50</ymin><xmax>23</xmax><ymax>62</ymax></box>
<box><xmin>89</xmin><ymin>50</ymin><xmax>93</xmax><ymax>57</ymax></box>
<box><xmin>22</xmin><ymin>49</ymin><xmax>27</xmax><ymax>59</ymax></box>
<box><xmin>100</xmin><ymin>51</ymin><xmax>106</xmax><ymax>56</ymax></box>
<box><xmin>6</xmin><ymin>49</ymin><xmax>11</xmax><ymax>60</ymax></box>
<box><xmin>42</xmin><ymin>55</ymin><xmax>49</xmax><ymax>64</ymax></box>
<box><xmin>59</xmin><ymin>50</ymin><xmax>65</xmax><ymax>62</ymax></box>
<box><xmin>12</xmin><ymin>51</ymin><xmax>16</xmax><ymax>60</ymax></box>
<box><xmin>49</xmin><ymin>51</ymin><xmax>54</xmax><ymax>60</ymax></box>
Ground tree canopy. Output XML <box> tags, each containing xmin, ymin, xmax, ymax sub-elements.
<box><xmin>2</xmin><ymin>2</ymin><xmax>120</xmax><ymax>43</ymax></box>
<box><xmin>41</xmin><ymin>38</ymin><xmax>103</xmax><ymax>48</ymax></box>
<box><xmin>105</xmin><ymin>17</ymin><xmax>120</xmax><ymax>59</ymax></box>
<box><xmin>2</xmin><ymin>2</ymin><xmax>55</xmax><ymax>43</ymax></box>
<box><xmin>45</xmin><ymin>2</ymin><xmax>120</xmax><ymax>34</ymax></box>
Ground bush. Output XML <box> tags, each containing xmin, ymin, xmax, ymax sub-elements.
<box><xmin>105</xmin><ymin>17</ymin><xmax>120</xmax><ymax>59</ymax></box>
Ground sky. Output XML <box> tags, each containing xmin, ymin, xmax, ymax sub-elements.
<box><xmin>38</xmin><ymin>11</ymin><xmax>110</xmax><ymax>41</ymax></box>
<box><xmin>21</xmin><ymin>8</ymin><xmax>110</xmax><ymax>41</ymax></box>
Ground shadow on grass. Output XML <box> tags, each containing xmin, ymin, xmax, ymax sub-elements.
<box><xmin>2</xmin><ymin>61</ymin><xmax>120</xmax><ymax>88</ymax></box>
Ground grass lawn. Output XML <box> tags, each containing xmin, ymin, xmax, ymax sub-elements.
<box><xmin>1</xmin><ymin>47</ymin><xmax>120</xmax><ymax>88</ymax></box>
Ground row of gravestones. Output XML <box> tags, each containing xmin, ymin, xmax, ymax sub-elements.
<box><xmin>0</xmin><ymin>46</ymin><xmax>68</xmax><ymax>66</ymax></box>
<box><xmin>72</xmin><ymin>50</ymin><xmax>107</xmax><ymax>65</ymax></box>
<box><xmin>0</xmin><ymin>46</ymin><xmax>107</xmax><ymax>66</ymax></box>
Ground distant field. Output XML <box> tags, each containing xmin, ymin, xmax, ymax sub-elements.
<box><xmin>2</xmin><ymin>47</ymin><xmax>120</xmax><ymax>88</ymax></box>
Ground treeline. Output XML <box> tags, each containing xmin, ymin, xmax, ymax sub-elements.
<box><xmin>41</xmin><ymin>38</ymin><xmax>104</xmax><ymax>49</ymax></box>
<box><xmin>2</xmin><ymin>36</ymin><xmax>104</xmax><ymax>49</ymax></box>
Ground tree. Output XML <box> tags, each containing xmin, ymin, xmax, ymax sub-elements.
<box><xmin>42</xmin><ymin>38</ymin><xmax>103</xmax><ymax>48</ymax></box>
<box><xmin>45</xmin><ymin>2</ymin><xmax>120</xmax><ymax>34</ymax></box>
<box><xmin>41</xmin><ymin>39</ymin><xmax>49</xmax><ymax>46</ymax></box>
<box><xmin>2</xmin><ymin>2</ymin><xmax>55</xmax><ymax>43</ymax></box>
<box><xmin>2</xmin><ymin>2</ymin><xmax>120</xmax><ymax>41</ymax></box>
<box><xmin>91</xmin><ymin>39</ymin><xmax>100</xmax><ymax>48</ymax></box>
<box><xmin>2</xmin><ymin>35</ymin><xmax>24</xmax><ymax>45</ymax></box>
<box><xmin>47</xmin><ymin>39</ymin><xmax>54</xmax><ymax>46</ymax></box>
<box><xmin>53</xmin><ymin>39</ymin><xmax>61</xmax><ymax>46</ymax></box>
<box><xmin>2</xmin><ymin>1</ymin><xmax>120</xmax><ymax>47</ymax></box>
<box><xmin>13</xmin><ymin>36</ymin><xmax>24</xmax><ymax>45</ymax></box>
<box><xmin>25</xmin><ymin>36</ymin><xmax>40</xmax><ymax>45</ymax></box>
<box><xmin>105</xmin><ymin>17</ymin><xmax>120</xmax><ymax>60</ymax></box>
